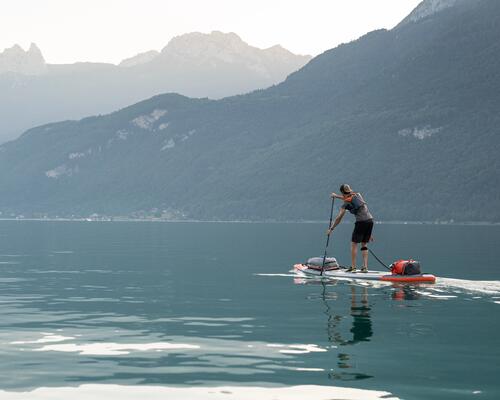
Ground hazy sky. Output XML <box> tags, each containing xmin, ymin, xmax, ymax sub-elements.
<box><xmin>1</xmin><ymin>0</ymin><xmax>422</xmax><ymax>64</ymax></box>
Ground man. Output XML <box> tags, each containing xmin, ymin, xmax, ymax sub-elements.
<box><xmin>327</xmin><ymin>184</ymin><xmax>374</xmax><ymax>273</ymax></box>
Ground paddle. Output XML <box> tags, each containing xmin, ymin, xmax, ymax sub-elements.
<box><xmin>320</xmin><ymin>197</ymin><xmax>335</xmax><ymax>276</ymax></box>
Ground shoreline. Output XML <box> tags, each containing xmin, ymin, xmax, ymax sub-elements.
<box><xmin>0</xmin><ymin>218</ymin><xmax>498</xmax><ymax>226</ymax></box>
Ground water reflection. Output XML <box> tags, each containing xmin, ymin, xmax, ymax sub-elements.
<box><xmin>294</xmin><ymin>277</ymin><xmax>429</xmax><ymax>381</ymax></box>
<box><xmin>319</xmin><ymin>282</ymin><xmax>373</xmax><ymax>381</ymax></box>
<box><xmin>391</xmin><ymin>284</ymin><xmax>421</xmax><ymax>301</ymax></box>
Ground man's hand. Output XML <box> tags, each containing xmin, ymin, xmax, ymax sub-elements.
<box><xmin>326</xmin><ymin>227</ymin><xmax>333</xmax><ymax>235</ymax></box>
<box><xmin>331</xmin><ymin>192</ymin><xmax>341</xmax><ymax>199</ymax></box>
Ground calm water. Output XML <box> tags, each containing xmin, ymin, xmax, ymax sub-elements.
<box><xmin>0</xmin><ymin>221</ymin><xmax>498</xmax><ymax>399</ymax></box>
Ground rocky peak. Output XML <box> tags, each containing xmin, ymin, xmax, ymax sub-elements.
<box><xmin>4</xmin><ymin>44</ymin><xmax>25</xmax><ymax>55</ymax></box>
<box><xmin>398</xmin><ymin>0</ymin><xmax>461</xmax><ymax>26</ymax></box>
<box><xmin>28</xmin><ymin>43</ymin><xmax>44</xmax><ymax>57</ymax></box>
<box><xmin>161</xmin><ymin>31</ymin><xmax>249</xmax><ymax>59</ymax></box>
<box><xmin>119</xmin><ymin>50</ymin><xmax>160</xmax><ymax>67</ymax></box>
<box><xmin>156</xmin><ymin>31</ymin><xmax>311</xmax><ymax>78</ymax></box>
<box><xmin>0</xmin><ymin>43</ymin><xmax>47</xmax><ymax>75</ymax></box>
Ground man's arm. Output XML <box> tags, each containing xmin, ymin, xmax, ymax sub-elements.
<box><xmin>327</xmin><ymin>208</ymin><xmax>346</xmax><ymax>234</ymax></box>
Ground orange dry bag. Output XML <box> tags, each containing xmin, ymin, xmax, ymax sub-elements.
<box><xmin>390</xmin><ymin>260</ymin><xmax>421</xmax><ymax>275</ymax></box>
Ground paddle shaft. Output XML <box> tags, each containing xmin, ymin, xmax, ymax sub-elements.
<box><xmin>320</xmin><ymin>197</ymin><xmax>335</xmax><ymax>276</ymax></box>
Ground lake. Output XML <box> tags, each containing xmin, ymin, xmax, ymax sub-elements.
<box><xmin>0</xmin><ymin>221</ymin><xmax>498</xmax><ymax>399</ymax></box>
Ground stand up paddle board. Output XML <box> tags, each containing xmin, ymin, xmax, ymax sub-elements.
<box><xmin>294</xmin><ymin>263</ymin><xmax>436</xmax><ymax>283</ymax></box>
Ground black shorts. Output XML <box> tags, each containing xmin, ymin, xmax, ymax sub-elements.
<box><xmin>352</xmin><ymin>219</ymin><xmax>374</xmax><ymax>243</ymax></box>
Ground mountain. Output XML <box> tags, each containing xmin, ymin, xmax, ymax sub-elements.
<box><xmin>398</xmin><ymin>0</ymin><xmax>461</xmax><ymax>25</ymax></box>
<box><xmin>118</xmin><ymin>50</ymin><xmax>160</xmax><ymax>67</ymax></box>
<box><xmin>151</xmin><ymin>31</ymin><xmax>309</xmax><ymax>83</ymax></box>
<box><xmin>0</xmin><ymin>32</ymin><xmax>311</xmax><ymax>142</ymax></box>
<box><xmin>0</xmin><ymin>0</ymin><xmax>498</xmax><ymax>222</ymax></box>
<box><xmin>0</xmin><ymin>43</ymin><xmax>46</xmax><ymax>75</ymax></box>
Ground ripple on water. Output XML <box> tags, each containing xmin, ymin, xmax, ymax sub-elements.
<box><xmin>7</xmin><ymin>330</ymin><xmax>333</xmax><ymax>371</ymax></box>
<box><xmin>267</xmin><ymin>343</ymin><xmax>328</xmax><ymax>354</ymax></box>
<box><xmin>36</xmin><ymin>341</ymin><xmax>200</xmax><ymax>356</ymax></box>
<box><xmin>0</xmin><ymin>384</ymin><xmax>399</xmax><ymax>400</ymax></box>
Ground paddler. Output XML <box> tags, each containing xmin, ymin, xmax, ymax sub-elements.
<box><xmin>327</xmin><ymin>184</ymin><xmax>374</xmax><ymax>273</ymax></box>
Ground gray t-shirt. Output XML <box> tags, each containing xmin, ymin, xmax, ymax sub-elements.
<box><xmin>341</xmin><ymin>193</ymin><xmax>373</xmax><ymax>222</ymax></box>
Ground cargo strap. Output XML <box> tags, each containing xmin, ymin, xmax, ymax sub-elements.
<box><xmin>368</xmin><ymin>248</ymin><xmax>391</xmax><ymax>271</ymax></box>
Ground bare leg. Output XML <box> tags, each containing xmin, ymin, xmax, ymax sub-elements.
<box><xmin>351</xmin><ymin>286</ymin><xmax>357</xmax><ymax>307</ymax></box>
<box><xmin>361</xmin><ymin>242</ymin><xmax>368</xmax><ymax>269</ymax></box>
<box><xmin>362</xmin><ymin>287</ymin><xmax>368</xmax><ymax>304</ymax></box>
<box><xmin>351</xmin><ymin>242</ymin><xmax>358</xmax><ymax>269</ymax></box>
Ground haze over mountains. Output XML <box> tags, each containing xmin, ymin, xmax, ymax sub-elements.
<box><xmin>0</xmin><ymin>31</ymin><xmax>311</xmax><ymax>142</ymax></box>
<box><xmin>0</xmin><ymin>0</ymin><xmax>498</xmax><ymax>222</ymax></box>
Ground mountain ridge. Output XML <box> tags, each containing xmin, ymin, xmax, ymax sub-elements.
<box><xmin>0</xmin><ymin>32</ymin><xmax>311</xmax><ymax>142</ymax></box>
<box><xmin>1</xmin><ymin>32</ymin><xmax>310</xmax><ymax>72</ymax></box>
